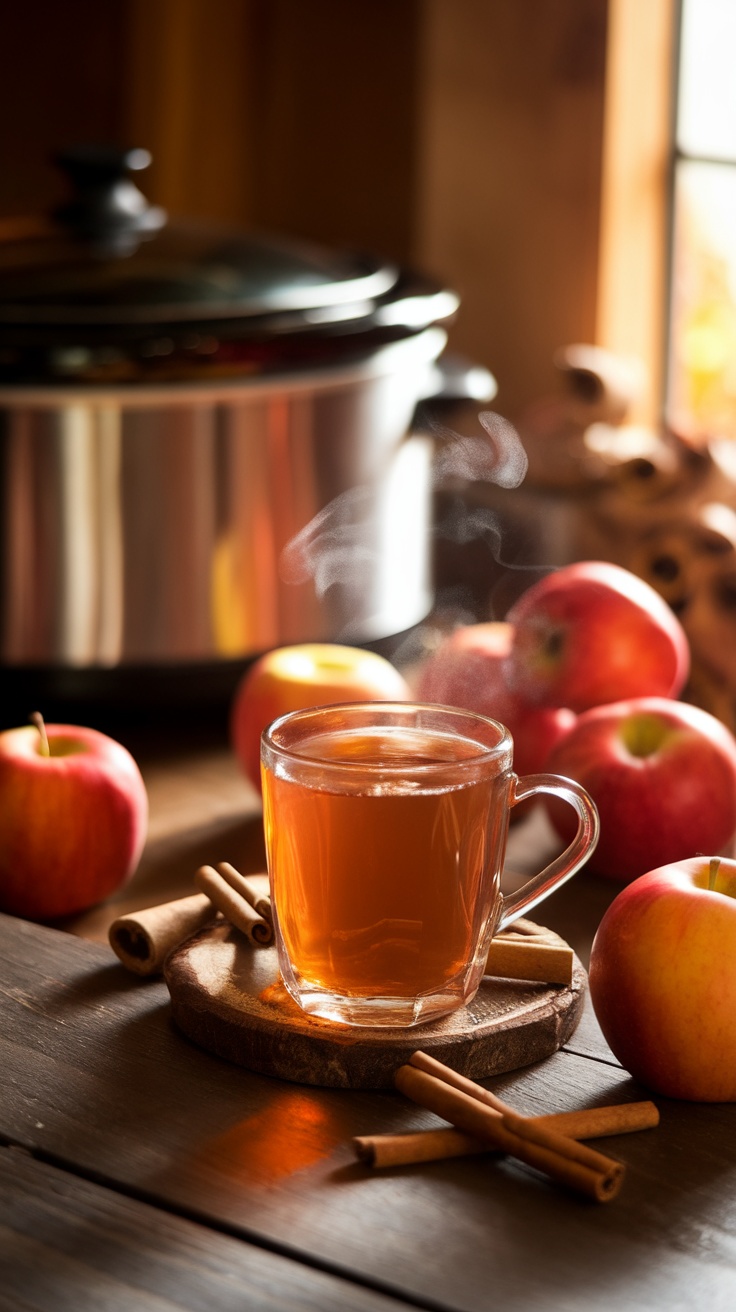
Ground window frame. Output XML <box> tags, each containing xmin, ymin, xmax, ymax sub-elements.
<box><xmin>595</xmin><ymin>0</ymin><xmax>678</xmax><ymax>427</ymax></box>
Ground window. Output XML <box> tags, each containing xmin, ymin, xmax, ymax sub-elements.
<box><xmin>669</xmin><ymin>0</ymin><xmax>736</xmax><ymax>436</ymax></box>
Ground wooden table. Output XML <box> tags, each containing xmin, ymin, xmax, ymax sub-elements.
<box><xmin>3</xmin><ymin>726</ymin><xmax>736</xmax><ymax>1311</ymax></box>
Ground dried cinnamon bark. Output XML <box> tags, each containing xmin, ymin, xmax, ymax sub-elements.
<box><xmin>110</xmin><ymin>864</ymin><xmax>273</xmax><ymax>974</ymax></box>
<box><xmin>353</xmin><ymin>1101</ymin><xmax>659</xmax><ymax>1169</ymax></box>
<box><xmin>194</xmin><ymin>865</ymin><xmax>273</xmax><ymax>945</ymax></box>
<box><xmin>485</xmin><ymin>936</ymin><xmax>574</xmax><ymax>985</ymax></box>
<box><xmin>109</xmin><ymin>894</ymin><xmax>217</xmax><ymax>976</ymax></box>
<box><xmin>393</xmin><ymin>1064</ymin><xmax>623</xmax><ymax>1201</ymax></box>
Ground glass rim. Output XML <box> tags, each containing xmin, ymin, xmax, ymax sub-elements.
<box><xmin>260</xmin><ymin>699</ymin><xmax>513</xmax><ymax>776</ymax></box>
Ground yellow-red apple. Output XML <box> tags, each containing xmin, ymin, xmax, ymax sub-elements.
<box><xmin>0</xmin><ymin>721</ymin><xmax>148</xmax><ymax>921</ymax></box>
<box><xmin>504</xmin><ymin>560</ymin><xmax>690</xmax><ymax>712</ymax></box>
<box><xmin>414</xmin><ymin>621</ymin><xmax>576</xmax><ymax>777</ymax></box>
<box><xmin>230</xmin><ymin>643</ymin><xmax>411</xmax><ymax>791</ymax></box>
<box><xmin>589</xmin><ymin>856</ymin><xmax>736</xmax><ymax>1100</ymax></box>
<box><xmin>544</xmin><ymin>696</ymin><xmax>736</xmax><ymax>883</ymax></box>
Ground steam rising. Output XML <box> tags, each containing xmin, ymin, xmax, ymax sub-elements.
<box><xmin>280</xmin><ymin>487</ymin><xmax>374</xmax><ymax>597</ymax></box>
<box><xmin>430</xmin><ymin>411</ymin><xmax>528</xmax><ymax>489</ymax></box>
<box><xmin>279</xmin><ymin>411</ymin><xmax>530</xmax><ymax>628</ymax></box>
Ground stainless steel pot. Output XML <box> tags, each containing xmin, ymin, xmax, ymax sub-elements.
<box><xmin>0</xmin><ymin>148</ymin><xmax>493</xmax><ymax>677</ymax></box>
<box><xmin>1</xmin><ymin>329</ymin><xmax>459</xmax><ymax>665</ymax></box>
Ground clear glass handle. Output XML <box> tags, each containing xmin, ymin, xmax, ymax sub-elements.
<box><xmin>498</xmin><ymin>773</ymin><xmax>600</xmax><ymax>931</ymax></box>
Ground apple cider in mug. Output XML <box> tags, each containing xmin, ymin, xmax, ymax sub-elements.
<box><xmin>263</xmin><ymin>724</ymin><xmax>507</xmax><ymax>1002</ymax></box>
<box><xmin>261</xmin><ymin>703</ymin><xmax>599</xmax><ymax>1027</ymax></box>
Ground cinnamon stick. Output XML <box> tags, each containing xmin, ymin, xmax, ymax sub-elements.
<box><xmin>408</xmin><ymin>1049</ymin><xmax>511</xmax><ymax>1114</ymax></box>
<box><xmin>485</xmin><ymin>937</ymin><xmax>574</xmax><ymax>985</ymax></box>
<box><xmin>407</xmin><ymin>1051</ymin><xmax>657</xmax><ymax>1136</ymax></box>
<box><xmin>215</xmin><ymin>863</ymin><xmax>272</xmax><ymax>922</ymax></box>
<box><xmin>354</xmin><ymin>1128</ymin><xmax>483</xmax><ymax>1168</ymax></box>
<box><xmin>533</xmin><ymin>1102</ymin><xmax>659</xmax><ymax>1137</ymax></box>
<box><xmin>194</xmin><ymin>864</ymin><xmax>273</xmax><ymax>945</ymax></box>
<box><xmin>353</xmin><ymin>1101</ymin><xmax>659</xmax><ymax>1169</ymax></box>
<box><xmin>393</xmin><ymin>1056</ymin><xmax>625</xmax><ymax>1202</ymax></box>
<box><xmin>109</xmin><ymin>893</ymin><xmax>217</xmax><ymax>976</ymax></box>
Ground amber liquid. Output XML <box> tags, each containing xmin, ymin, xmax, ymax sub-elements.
<box><xmin>262</xmin><ymin>726</ymin><xmax>508</xmax><ymax>1002</ymax></box>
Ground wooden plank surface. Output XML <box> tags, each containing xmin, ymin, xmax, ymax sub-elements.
<box><xmin>0</xmin><ymin>1146</ymin><xmax>413</xmax><ymax>1312</ymax></box>
<box><xmin>2</xmin><ymin>914</ymin><xmax>736</xmax><ymax>1312</ymax></box>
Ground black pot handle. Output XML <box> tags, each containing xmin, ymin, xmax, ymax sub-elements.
<box><xmin>52</xmin><ymin>145</ymin><xmax>167</xmax><ymax>255</ymax></box>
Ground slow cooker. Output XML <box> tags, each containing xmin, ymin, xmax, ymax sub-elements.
<box><xmin>0</xmin><ymin>147</ymin><xmax>495</xmax><ymax>716</ymax></box>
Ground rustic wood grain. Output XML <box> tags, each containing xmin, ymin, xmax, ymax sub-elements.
<box><xmin>163</xmin><ymin>921</ymin><xmax>586</xmax><ymax>1088</ymax></box>
<box><xmin>3</xmin><ymin>913</ymin><xmax>736</xmax><ymax>1312</ymax></box>
<box><xmin>0</xmin><ymin>1146</ymin><xmax>411</xmax><ymax>1312</ymax></box>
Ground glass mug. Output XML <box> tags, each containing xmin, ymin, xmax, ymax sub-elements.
<box><xmin>261</xmin><ymin>702</ymin><xmax>599</xmax><ymax>1027</ymax></box>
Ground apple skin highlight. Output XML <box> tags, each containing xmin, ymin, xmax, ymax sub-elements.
<box><xmin>543</xmin><ymin>696</ymin><xmax>736</xmax><ymax>883</ymax></box>
<box><xmin>0</xmin><ymin>723</ymin><xmax>148</xmax><ymax>921</ymax></box>
<box><xmin>504</xmin><ymin>560</ymin><xmax>691</xmax><ymax>712</ymax></box>
<box><xmin>230</xmin><ymin>643</ymin><xmax>411</xmax><ymax>792</ymax></box>
<box><xmin>589</xmin><ymin>859</ymin><xmax>736</xmax><ymax>1101</ymax></box>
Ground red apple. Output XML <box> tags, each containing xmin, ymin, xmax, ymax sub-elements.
<box><xmin>543</xmin><ymin>696</ymin><xmax>736</xmax><ymax>883</ymax></box>
<box><xmin>414</xmin><ymin>621</ymin><xmax>576</xmax><ymax>777</ymax></box>
<box><xmin>503</xmin><ymin>560</ymin><xmax>690</xmax><ymax>712</ymax></box>
<box><xmin>230</xmin><ymin>642</ymin><xmax>411</xmax><ymax>791</ymax></box>
<box><xmin>0</xmin><ymin>720</ymin><xmax>148</xmax><ymax>921</ymax></box>
<box><xmin>589</xmin><ymin>856</ymin><xmax>736</xmax><ymax>1100</ymax></box>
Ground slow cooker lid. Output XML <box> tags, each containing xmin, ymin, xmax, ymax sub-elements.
<box><xmin>0</xmin><ymin>146</ymin><xmax>400</xmax><ymax>328</ymax></box>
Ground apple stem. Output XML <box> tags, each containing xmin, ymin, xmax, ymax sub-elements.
<box><xmin>30</xmin><ymin>711</ymin><xmax>50</xmax><ymax>758</ymax></box>
<box><xmin>709</xmin><ymin>857</ymin><xmax>721</xmax><ymax>891</ymax></box>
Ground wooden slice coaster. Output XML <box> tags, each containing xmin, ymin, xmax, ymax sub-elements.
<box><xmin>164</xmin><ymin>919</ymin><xmax>586</xmax><ymax>1089</ymax></box>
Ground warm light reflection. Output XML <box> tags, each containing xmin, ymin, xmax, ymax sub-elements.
<box><xmin>670</xmin><ymin>165</ymin><xmax>736</xmax><ymax>435</ymax></box>
<box><xmin>199</xmin><ymin>1089</ymin><xmax>343</xmax><ymax>1186</ymax></box>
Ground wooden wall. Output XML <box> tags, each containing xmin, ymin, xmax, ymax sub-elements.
<box><xmin>0</xmin><ymin>0</ymin><xmax>611</xmax><ymax>417</ymax></box>
<box><xmin>0</xmin><ymin>1</ymin><xmax>128</xmax><ymax>217</ymax></box>
<box><xmin>416</xmin><ymin>0</ymin><xmax>608</xmax><ymax>415</ymax></box>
